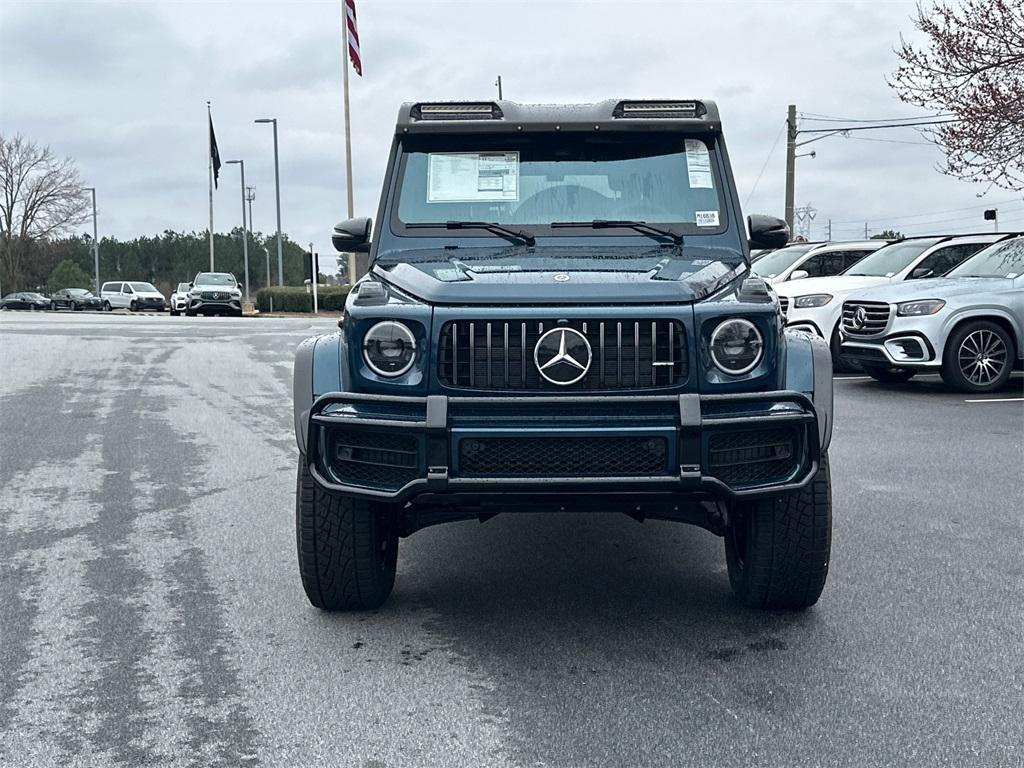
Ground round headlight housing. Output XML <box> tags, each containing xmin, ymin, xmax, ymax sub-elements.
<box><xmin>363</xmin><ymin>321</ymin><xmax>416</xmax><ymax>377</ymax></box>
<box><xmin>709</xmin><ymin>318</ymin><xmax>764</xmax><ymax>375</ymax></box>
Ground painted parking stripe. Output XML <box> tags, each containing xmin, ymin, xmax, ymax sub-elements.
<box><xmin>963</xmin><ymin>397</ymin><xmax>1024</xmax><ymax>403</ymax></box>
<box><xmin>833</xmin><ymin>375</ymin><xmax>872</xmax><ymax>380</ymax></box>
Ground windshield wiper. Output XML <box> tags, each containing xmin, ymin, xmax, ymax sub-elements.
<box><xmin>406</xmin><ymin>221</ymin><xmax>535</xmax><ymax>246</ymax></box>
<box><xmin>551</xmin><ymin>220</ymin><xmax>684</xmax><ymax>245</ymax></box>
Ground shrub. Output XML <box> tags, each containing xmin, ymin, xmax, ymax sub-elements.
<box><xmin>48</xmin><ymin>259</ymin><xmax>93</xmax><ymax>292</ymax></box>
<box><xmin>255</xmin><ymin>285</ymin><xmax>351</xmax><ymax>313</ymax></box>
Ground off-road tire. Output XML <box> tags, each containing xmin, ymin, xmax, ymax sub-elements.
<box><xmin>725</xmin><ymin>452</ymin><xmax>832</xmax><ymax>610</ymax></box>
<box><xmin>295</xmin><ymin>458</ymin><xmax>399</xmax><ymax>611</ymax></box>
<box><xmin>940</xmin><ymin>320</ymin><xmax>1014</xmax><ymax>393</ymax></box>
<box><xmin>862</xmin><ymin>364</ymin><xmax>915</xmax><ymax>384</ymax></box>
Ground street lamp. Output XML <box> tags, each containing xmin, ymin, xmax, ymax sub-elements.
<box><xmin>83</xmin><ymin>187</ymin><xmax>99</xmax><ymax>293</ymax></box>
<box><xmin>224</xmin><ymin>160</ymin><xmax>251</xmax><ymax>303</ymax></box>
<box><xmin>254</xmin><ymin>118</ymin><xmax>284</xmax><ymax>286</ymax></box>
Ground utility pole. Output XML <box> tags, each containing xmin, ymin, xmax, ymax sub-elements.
<box><xmin>865</xmin><ymin>222</ymin><xmax>869</xmax><ymax>239</ymax></box>
<box><xmin>341</xmin><ymin>11</ymin><xmax>356</xmax><ymax>287</ymax></box>
<box><xmin>495</xmin><ymin>75</ymin><xmax>503</xmax><ymax>100</ymax></box>
<box><xmin>784</xmin><ymin>104</ymin><xmax>796</xmax><ymax>235</ymax></box>
<box><xmin>827</xmin><ymin>218</ymin><xmax>832</xmax><ymax>241</ymax></box>
<box><xmin>309</xmin><ymin>241</ymin><xmax>318</xmax><ymax>315</ymax></box>
<box><xmin>84</xmin><ymin>187</ymin><xmax>99</xmax><ymax>293</ymax></box>
<box><xmin>225</xmin><ymin>160</ymin><xmax>250</xmax><ymax>304</ymax></box>
<box><xmin>254</xmin><ymin>118</ymin><xmax>284</xmax><ymax>285</ymax></box>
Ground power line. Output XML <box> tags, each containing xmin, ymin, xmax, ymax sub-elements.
<box><xmin>841</xmin><ymin>135</ymin><xmax>935</xmax><ymax>146</ymax></box>
<box><xmin>829</xmin><ymin>198</ymin><xmax>1023</xmax><ymax>225</ymax></box>
<box><xmin>799</xmin><ymin>112</ymin><xmax>954</xmax><ymax>124</ymax></box>
<box><xmin>744</xmin><ymin>120</ymin><xmax>786</xmax><ymax>207</ymax></box>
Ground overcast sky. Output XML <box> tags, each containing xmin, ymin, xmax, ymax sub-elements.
<box><xmin>2</xmin><ymin>0</ymin><xmax>1022</xmax><ymax>272</ymax></box>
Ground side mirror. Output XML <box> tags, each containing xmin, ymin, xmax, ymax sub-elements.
<box><xmin>789</xmin><ymin>269</ymin><xmax>809</xmax><ymax>281</ymax></box>
<box><xmin>332</xmin><ymin>217</ymin><xmax>372</xmax><ymax>253</ymax></box>
<box><xmin>747</xmin><ymin>214</ymin><xmax>789</xmax><ymax>250</ymax></box>
<box><xmin>911</xmin><ymin>267</ymin><xmax>933</xmax><ymax>279</ymax></box>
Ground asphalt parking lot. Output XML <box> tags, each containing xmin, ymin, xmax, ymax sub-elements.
<box><xmin>1</xmin><ymin>312</ymin><xmax>1021</xmax><ymax>768</ymax></box>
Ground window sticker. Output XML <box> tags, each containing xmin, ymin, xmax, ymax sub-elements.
<box><xmin>695</xmin><ymin>210</ymin><xmax>719</xmax><ymax>227</ymax></box>
<box><xmin>427</xmin><ymin>152</ymin><xmax>519</xmax><ymax>203</ymax></box>
<box><xmin>684</xmin><ymin>139</ymin><xmax>714</xmax><ymax>189</ymax></box>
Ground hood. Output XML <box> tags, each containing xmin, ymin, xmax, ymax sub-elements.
<box><xmin>774</xmin><ymin>274</ymin><xmax>890</xmax><ymax>297</ymax></box>
<box><xmin>845</xmin><ymin>277</ymin><xmax>1012</xmax><ymax>304</ymax></box>
<box><xmin>372</xmin><ymin>245</ymin><xmax>746</xmax><ymax>305</ymax></box>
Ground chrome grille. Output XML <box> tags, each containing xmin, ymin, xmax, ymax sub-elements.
<box><xmin>438</xmin><ymin>319</ymin><xmax>687</xmax><ymax>390</ymax></box>
<box><xmin>842</xmin><ymin>301</ymin><xmax>891</xmax><ymax>337</ymax></box>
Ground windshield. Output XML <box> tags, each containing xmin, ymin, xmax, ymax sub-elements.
<box><xmin>750</xmin><ymin>243</ymin><xmax>818</xmax><ymax>278</ymax></box>
<box><xmin>177</xmin><ymin>283</ymin><xmax>190</xmax><ymax>292</ymax></box>
<box><xmin>195</xmin><ymin>273</ymin><xmax>235</xmax><ymax>286</ymax></box>
<box><xmin>844</xmin><ymin>239</ymin><xmax>941</xmax><ymax>277</ymax></box>
<box><xmin>25</xmin><ymin>293</ymin><xmax>45</xmax><ymax>299</ymax></box>
<box><xmin>130</xmin><ymin>282</ymin><xmax>158</xmax><ymax>292</ymax></box>
<box><xmin>68</xmin><ymin>288</ymin><xmax>92</xmax><ymax>297</ymax></box>
<box><xmin>394</xmin><ymin>133</ymin><xmax>723</xmax><ymax>233</ymax></box>
<box><xmin>946</xmin><ymin>238</ymin><xmax>1024</xmax><ymax>278</ymax></box>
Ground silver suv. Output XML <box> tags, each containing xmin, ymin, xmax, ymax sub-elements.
<box><xmin>839</xmin><ymin>235</ymin><xmax>1023</xmax><ymax>392</ymax></box>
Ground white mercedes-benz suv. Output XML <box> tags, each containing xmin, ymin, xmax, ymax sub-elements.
<box><xmin>839</xmin><ymin>235</ymin><xmax>1023</xmax><ymax>392</ymax></box>
<box><xmin>752</xmin><ymin>240</ymin><xmax>886</xmax><ymax>285</ymax></box>
<box><xmin>775</xmin><ymin>234</ymin><xmax>1008</xmax><ymax>369</ymax></box>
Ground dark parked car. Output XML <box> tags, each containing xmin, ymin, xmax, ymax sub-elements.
<box><xmin>0</xmin><ymin>292</ymin><xmax>50</xmax><ymax>310</ymax></box>
<box><xmin>50</xmin><ymin>288</ymin><xmax>104</xmax><ymax>311</ymax></box>
<box><xmin>293</xmin><ymin>99</ymin><xmax>835</xmax><ymax>614</ymax></box>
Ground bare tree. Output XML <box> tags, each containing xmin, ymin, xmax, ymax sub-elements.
<box><xmin>0</xmin><ymin>134</ymin><xmax>90</xmax><ymax>290</ymax></box>
<box><xmin>890</xmin><ymin>0</ymin><xmax>1024</xmax><ymax>191</ymax></box>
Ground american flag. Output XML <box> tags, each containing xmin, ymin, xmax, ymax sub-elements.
<box><xmin>345</xmin><ymin>0</ymin><xmax>362</xmax><ymax>76</ymax></box>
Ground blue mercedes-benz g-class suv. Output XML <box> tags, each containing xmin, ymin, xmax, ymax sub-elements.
<box><xmin>293</xmin><ymin>100</ymin><xmax>834</xmax><ymax>612</ymax></box>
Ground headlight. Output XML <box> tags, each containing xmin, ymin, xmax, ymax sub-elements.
<box><xmin>897</xmin><ymin>299</ymin><xmax>945</xmax><ymax>316</ymax></box>
<box><xmin>793</xmin><ymin>294</ymin><xmax>833</xmax><ymax>308</ymax></box>
<box><xmin>709</xmin><ymin>318</ymin><xmax>764</xmax><ymax>375</ymax></box>
<box><xmin>363</xmin><ymin>321</ymin><xmax>416</xmax><ymax>377</ymax></box>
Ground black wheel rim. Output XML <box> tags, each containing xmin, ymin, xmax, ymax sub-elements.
<box><xmin>958</xmin><ymin>329</ymin><xmax>1007</xmax><ymax>385</ymax></box>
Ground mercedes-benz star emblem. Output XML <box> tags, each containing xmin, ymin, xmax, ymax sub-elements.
<box><xmin>852</xmin><ymin>306</ymin><xmax>868</xmax><ymax>329</ymax></box>
<box><xmin>534</xmin><ymin>328</ymin><xmax>592</xmax><ymax>385</ymax></box>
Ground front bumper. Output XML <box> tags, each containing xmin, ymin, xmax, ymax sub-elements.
<box><xmin>839</xmin><ymin>315</ymin><xmax>942</xmax><ymax>369</ymax></box>
<box><xmin>188</xmin><ymin>297</ymin><xmax>242</xmax><ymax>314</ymax></box>
<box><xmin>304</xmin><ymin>390</ymin><xmax>822</xmax><ymax>504</ymax></box>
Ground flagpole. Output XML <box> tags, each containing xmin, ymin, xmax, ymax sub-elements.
<box><xmin>342</xmin><ymin>2</ymin><xmax>356</xmax><ymax>286</ymax></box>
<box><xmin>208</xmin><ymin>101</ymin><xmax>215</xmax><ymax>270</ymax></box>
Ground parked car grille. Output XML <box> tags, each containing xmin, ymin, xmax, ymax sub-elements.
<box><xmin>841</xmin><ymin>301</ymin><xmax>891</xmax><ymax>337</ymax></box>
<box><xmin>458</xmin><ymin>436</ymin><xmax>667</xmax><ymax>476</ymax></box>
<box><xmin>200</xmin><ymin>291</ymin><xmax>231</xmax><ymax>301</ymax></box>
<box><xmin>438</xmin><ymin>319</ymin><xmax>687</xmax><ymax>390</ymax></box>
<box><xmin>707</xmin><ymin>428</ymin><xmax>798</xmax><ymax>487</ymax></box>
<box><xmin>329</xmin><ymin>429</ymin><xmax>419</xmax><ymax>489</ymax></box>
<box><xmin>778</xmin><ymin>296</ymin><xmax>789</xmax><ymax>317</ymax></box>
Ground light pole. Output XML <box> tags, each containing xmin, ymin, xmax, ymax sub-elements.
<box><xmin>246</xmin><ymin>185</ymin><xmax>267</xmax><ymax>288</ymax></box>
<box><xmin>254</xmin><ymin>118</ymin><xmax>284</xmax><ymax>285</ymax></box>
<box><xmin>83</xmin><ymin>187</ymin><xmax>99</xmax><ymax>293</ymax></box>
<box><xmin>224</xmin><ymin>160</ymin><xmax>251</xmax><ymax>303</ymax></box>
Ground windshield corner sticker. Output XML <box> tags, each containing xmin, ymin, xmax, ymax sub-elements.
<box><xmin>427</xmin><ymin>152</ymin><xmax>519</xmax><ymax>203</ymax></box>
<box><xmin>695</xmin><ymin>210</ymin><xmax>719</xmax><ymax>227</ymax></box>
<box><xmin>684</xmin><ymin>139</ymin><xmax>714</xmax><ymax>189</ymax></box>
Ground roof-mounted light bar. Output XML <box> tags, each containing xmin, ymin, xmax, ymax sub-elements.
<box><xmin>412</xmin><ymin>102</ymin><xmax>504</xmax><ymax>121</ymax></box>
<box><xmin>614</xmin><ymin>101</ymin><xmax>706</xmax><ymax>119</ymax></box>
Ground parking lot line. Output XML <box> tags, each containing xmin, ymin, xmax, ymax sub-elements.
<box><xmin>833</xmin><ymin>375</ymin><xmax>872</xmax><ymax>380</ymax></box>
<box><xmin>963</xmin><ymin>397</ymin><xmax>1024</xmax><ymax>403</ymax></box>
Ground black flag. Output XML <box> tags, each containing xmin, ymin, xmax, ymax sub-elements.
<box><xmin>209</xmin><ymin>114</ymin><xmax>221</xmax><ymax>189</ymax></box>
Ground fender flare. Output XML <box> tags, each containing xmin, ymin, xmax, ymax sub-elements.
<box><xmin>782</xmin><ymin>329</ymin><xmax>833</xmax><ymax>452</ymax></box>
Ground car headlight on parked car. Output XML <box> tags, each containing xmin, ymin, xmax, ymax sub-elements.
<box><xmin>793</xmin><ymin>294</ymin><xmax>833</xmax><ymax>308</ymax></box>
<box><xmin>363</xmin><ymin>320</ymin><xmax>416</xmax><ymax>377</ymax></box>
<box><xmin>897</xmin><ymin>299</ymin><xmax>945</xmax><ymax>316</ymax></box>
<box><xmin>709</xmin><ymin>318</ymin><xmax>763</xmax><ymax>375</ymax></box>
